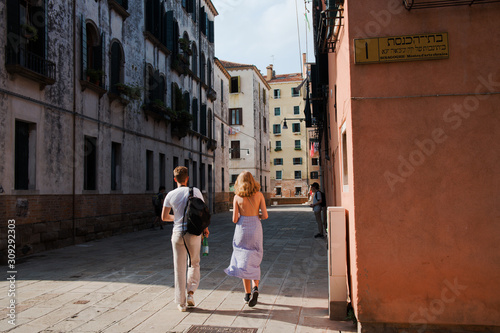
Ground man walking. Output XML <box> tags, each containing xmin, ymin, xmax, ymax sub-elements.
<box><xmin>162</xmin><ymin>166</ymin><xmax>209</xmax><ymax>312</ymax></box>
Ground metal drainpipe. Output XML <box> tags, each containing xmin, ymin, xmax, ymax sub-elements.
<box><xmin>72</xmin><ymin>0</ymin><xmax>77</xmax><ymax>245</ymax></box>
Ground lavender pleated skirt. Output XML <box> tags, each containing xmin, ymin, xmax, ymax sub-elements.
<box><xmin>224</xmin><ymin>215</ymin><xmax>263</xmax><ymax>280</ymax></box>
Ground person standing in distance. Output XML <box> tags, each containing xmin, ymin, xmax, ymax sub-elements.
<box><xmin>162</xmin><ymin>166</ymin><xmax>209</xmax><ymax>312</ymax></box>
<box><xmin>224</xmin><ymin>171</ymin><xmax>268</xmax><ymax>307</ymax></box>
<box><xmin>310</xmin><ymin>182</ymin><xmax>324</xmax><ymax>238</ymax></box>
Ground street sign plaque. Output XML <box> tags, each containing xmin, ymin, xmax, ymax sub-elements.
<box><xmin>354</xmin><ymin>32</ymin><xmax>449</xmax><ymax>64</ymax></box>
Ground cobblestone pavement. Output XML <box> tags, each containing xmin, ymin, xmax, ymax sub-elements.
<box><xmin>0</xmin><ymin>205</ymin><xmax>357</xmax><ymax>333</ymax></box>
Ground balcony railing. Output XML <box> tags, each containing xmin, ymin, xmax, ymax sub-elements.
<box><xmin>5</xmin><ymin>44</ymin><xmax>56</xmax><ymax>88</ymax></box>
<box><xmin>404</xmin><ymin>0</ymin><xmax>500</xmax><ymax>10</ymax></box>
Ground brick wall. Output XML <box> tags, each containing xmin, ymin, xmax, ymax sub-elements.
<box><xmin>0</xmin><ymin>194</ymin><xmax>155</xmax><ymax>263</ymax></box>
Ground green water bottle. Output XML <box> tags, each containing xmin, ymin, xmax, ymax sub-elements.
<box><xmin>202</xmin><ymin>236</ymin><xmax>209</xmax><ymax>256</ymax></box>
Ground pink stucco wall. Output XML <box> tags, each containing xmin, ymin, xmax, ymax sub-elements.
<box><xmin>327</xmin><ymin>0</ymin><xmax>500</xmax><ymax>330</ymax></box>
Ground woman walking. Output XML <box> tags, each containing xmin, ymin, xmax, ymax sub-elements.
<box><xmin>224</xmin><ymin>171</ymin><xmax>268</xmax><ymax>307</ymax></box>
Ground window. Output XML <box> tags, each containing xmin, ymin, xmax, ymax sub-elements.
<box><xmin>83</xmin><ymin>22</ymin><xmax>105</xmax><ymax>88</ymax></box>
<box><xmin>6</xmin><ymin>0</ymin><xmax>55</xmax><ymax>85</ymax></box>
<box><xmin>200</xmin><ymin>163</ymin><xmax>205</xmax><ymax>191</ymax></box>
<box><xmin>295</xmin><ymin>140</ymin><xmax>301</xmax><ymax>150</ymax></box>
<box><xmin>193</xmin><ymin>161</ymin><xmax>198</xmax><ymax>187</ymax></box>
<box><xmin>292</xmin><ymin>87</ymin><xmax>300</xmax><ymax>97</ymax></box>
<box><xmin>231</xmin><ymin>174</ymin><xmax>238</xmax><ymax>184</ymax></box>
<box><xmin>342</xmin><ymin>124</ymin><xmax>349</xmax><ymax>191</ymax></box>
<box><xmin>274</xmin><ymin>107</ymin><xmax>281</xmax><ymax>116</ymax></box>
<box><xmin>274</xmin><ymin>158</ymin><xmax>283</xmax><ymax>165</ymax></box>
<box><xmin>293</xmin><ymin>157</ymin><xmax>303</xmax><ymax>165</ymax></box>
<box><xmin>146</xmin><ymin>150</ymin><xmax>153</xmax><ymax>191</ymax></box>
<box><xmin>276</xmin><ymin>187</ymin><xmax>282</xmax><ymax>196</ymax></box>
<box><xmin>263</xmin><ymin>88</ymin><xmax>266</xmax><ymax>104</ymax></box>
<box><xmin>192</xmin><ymin>98</ymin><xmax>198</xmax><ymax>132</ymax></box>
<box><xmin>294</xmin><ymin>105</ymin><xmax>300</xmax><ymax>115</ymax></box>
<box><xmin>274</xmin><ymin>89</ymin><xmax>281</xmax><ymax>99</ymax></box>
<box><xmin>173</xmin><ymin>156</ymin><xmax>179</xmax><ymax>169</ymax></box>
<box><xmin>221</xmin><ymin>123</ymin><xmax>225</xmax><ymax>147</ymax></box>
<box><xmin>273</xmin><ymin>124</ymin><xmax>281</xmax><ymax>135</ymax></box>
<box><xmin>295</xmin><ymin>187</ymin><xmax>302</xmax><ymax>196</ymax></box>
<box><xmin>15</xmin><ymin>120</ymin><xmax>36</xmax><ymax>190</ymax></box>
<box><xmin>159</xmin><ymin>153</ymin><xmax>165</xmax><ymax>187</ymax></box>
<box><xmin>312</xmin><ymin>158</ymin><xmax>319</xmax><ymax>166</ymax></box>
<box><xmin>200</xmin><ymin>104</ymin><xmax>207</xmax><ymax>136</ymax></box>
<box><xmin>191</xmin><ymin>43</ymin><xmax>198</xmax><ymax>75</ymax></box>
<box><xmin>310</xmin><ymin>171</ymin><xmax>319</xmax><ymax>179</ymax></box>
<box><xmin>294</xmin><ymin>171</ymin><xmax>302</xmax><ymax>179</ymax></box>
<box><xmin>200</xmin><ymin>53</ymin><xmax>206</xmax><ymax>84</ymax></box>
<box><xmin>222</xmin><ymin>167</ymin><xmax>225</xmax><ymax>192</ymax></box>
<box><xmin>148</xmin><ymin>68</ymin><xmax>165</xmax><ymax>103</ymax></box>
<box><xmin>292</xmin><ymin>123</ymin><xmax>301</xmax><ymax>133</ymax></box>
<box><xmin>229</xmin><ymin>108</ymin><xmax>242</xmax><ymax>125</ymax></box>
<box><xmin>230</xmin><ymin>76</ymin><xmax>240</xmax><ymax>93</ymax></box>
<box><xmin>263</xmin><ymin>116</ymin><xmax>267</xmax><ymax>133</ymax></box>
<box><xmin>276</xmin><ymin>171</ymin><xmax>282</xmax><ymax>180</ymax></box>
<box><xmin>110</xmin><ymin>41</ymin><xmax>124</xmax><ymax>94</ymax></box>
<box><xmin>84</xmin><ymin>136</ymin><xmax>97</xmax><ymax>190</ymax></box>
<box><xmin>220</xmin><ymin>79</ymin><xmax>224</xmax><ymax>102</ymax></box>
<box><xmin>111</xmin><ymin>142</ymin><xmax>122</xmax><ymax>191</ymax></box>
<box><xmin>231</xmin><ymin>140</ymin><xmax>240</xmax><ymax>159</ymax></box>
<box><xmin>275</xmin><ymin>141</ymin><xmax>282</xmax><ymax>151</ymax></box>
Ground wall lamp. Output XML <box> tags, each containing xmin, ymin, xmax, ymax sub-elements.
<box><xmin>229</xmin><ymin>148</ymin><xmax>250</xmax><ymax>155</ymax></box>
<box><xmin>282</xmin><ymin>118</ymin><xmax>306</xmax><ymax>130</ymax></box>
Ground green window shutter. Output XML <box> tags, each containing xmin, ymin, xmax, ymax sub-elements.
<box><xmin>192</xmin><ymin>98</ymin><xmax>198</xmax><ymax>132</ymax></box>
<box><xmin>209</xmin><ymin>20</ymin><xmax>214</xmax><ymax>43</ymax></box>
<box><xmin>7</xmin><ymin>0</ymin><xmax>20</xmax><ymax>39</ymax></box>
<box><xmin>81</xmin><ymin>15</ymin><xmax>87</xmax><ymax>79</ymax></box>
<box><xmin>200</xmin><ymin>104</ymin><xmax>207</xmax><ymax>136</ymax></box>
<box><xmin>237</xmin><ymin>76</ymin><xmax>241</xmax><ymax>93</ymax></box>
<box><xmin>166</xmin><ymin>11</ymin><xmax>174</xmax><ymax>51</ymax></box>
<box><xmin>110</xmin><ymin>43</ymin><xmax>121</xmax><ymax>92</ymax></box>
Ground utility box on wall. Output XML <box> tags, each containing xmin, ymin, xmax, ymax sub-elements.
<box><xmin>327</xmin><ymin>207</ymin><xmax>348</xmax><ymax>320</ymax></box>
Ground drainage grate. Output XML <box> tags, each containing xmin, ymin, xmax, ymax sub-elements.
<box><xmin>186</xmin><ymin>326</ymin><xmax>257</xmax><ymax>333</ymax></box>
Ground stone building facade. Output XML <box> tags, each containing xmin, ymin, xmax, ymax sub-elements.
<box><xmin>0</xmin><ymin>0</ymin><xmax>228</xmax><ymax>261</ymax></box>
<box><xmin>219</xmin><ymin>60</ymin><xmax>271</xmax><ymax>202</ymax></box>
<box><xmin>266</xmin><ymin>64</ymin><xmax>316</xmax><ymax>204</ymax></box>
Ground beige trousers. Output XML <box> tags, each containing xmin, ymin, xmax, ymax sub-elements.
<box><xmin>171</xmin><ymin>232</ymin><xmax>201</xmax><ymax>306</ymax></box>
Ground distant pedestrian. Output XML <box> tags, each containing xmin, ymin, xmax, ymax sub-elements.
<box><xmin>224</xmin><ymin>171</ymin><xmax>268</xmax><ymax>307</ymax></box>
<box><xmin>152</xmin><ymin>186</ymin><xmax>165</xmax><ymax>230</ymax></box>
<box><xmin>310</xmin><ymin>182</ymin><xmax>325</xmax><ymax>238</ymax></box>
<box><xmin>162</xmin><ymin>166</ymin><xmax>209</xmax><ymax>312</ymax></box>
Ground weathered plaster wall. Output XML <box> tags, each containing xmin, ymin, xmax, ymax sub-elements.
<box><xmin>338</xmin><ymin>0</ymin><xmax>500</xmax><ymax>330</ymax></box>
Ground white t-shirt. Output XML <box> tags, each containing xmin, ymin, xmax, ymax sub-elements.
<box><xmin>164</xmin><ymin>186</ymin><xmax>204</xmax><ymax>233</ymax></box>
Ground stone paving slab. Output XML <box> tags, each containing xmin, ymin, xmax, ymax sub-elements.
<box><xmin>1</xmin><ymin>205</ymin><xmax>357</xmax><ymax>333</ymax></box>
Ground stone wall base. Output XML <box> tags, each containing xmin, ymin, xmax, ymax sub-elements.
<box><xmin>358</xmin><ymin>321</ymin><xmax>500</xmax><ymax>333</ymax></box>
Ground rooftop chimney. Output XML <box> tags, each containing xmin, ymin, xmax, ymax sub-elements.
<box><xmin>267</xmin><ymin>64</ymin><xmax>273</xmax><ymax>79</ymax></box>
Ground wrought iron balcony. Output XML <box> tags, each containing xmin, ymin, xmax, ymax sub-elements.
<box><xmin>404</xmin><ymin>0</ymin><xmax>500</xmax><ymax>10</ymax></box>
<box><xmin>5</xmin><ymin>44</ymin><xmax>56</xmax><ymax>89</ymax></box>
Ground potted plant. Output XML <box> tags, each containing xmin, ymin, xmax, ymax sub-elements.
<box><xmin>169</xmin><ymin>109</ymin><xmax>193</xmax><ymax>139</ymax></box>
<box><xmin>114</xmin><ymin>83</ymin><xmax>142</xmax><ymax>100</ymax></box>
<box><xmin>21</xmin><ymin>24</ymin><xmax>38</xmax><ymax>41</ymax></box>
<box><xmin>85</xmin><ymin>68</ymin><xmax>104</xmax><ymax>85</ymax></box>
<box><xmin>178</xmin><ymin>38</ymin><xmax>192</xmax><ymax>56</ymax></box>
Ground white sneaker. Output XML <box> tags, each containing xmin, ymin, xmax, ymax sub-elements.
<box><xmin>177</xmin><ymin>304</ymin><xmax>187</xmax><ymax>312</ymax></box>
<box><xmin>187</xmin><ymin>293</ymin><xmax>195</xmax><ymax>307</ymax></box>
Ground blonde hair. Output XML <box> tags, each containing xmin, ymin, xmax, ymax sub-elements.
<box><xmin>173</xmin><ymin>166</ymin><xmax>188</xmax><ymax>183</ymax></box>
<box><xmin>234</xmin><ymin>171</ymin><xmax>260</xmax><ymax>197</ymax></box>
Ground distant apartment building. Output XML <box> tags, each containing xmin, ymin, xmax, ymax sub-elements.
<box><xmin>219</xmin><ymin>61</ymin><xmax>271</xmax><ymax>200</ymax></box>
<box><xmin>266</xmin><ymin>65</ymin><xmax>314</xmax><ymax>202</ymax></box>
<box><xmin>213</xmin><ymin>58</ymin><xmax>231</xmax><ymax>212</ymax></box>
<box><xmin>0</xmin><ymin>0</ymin><xmax>230</xmax><ymax>260</ymax></box>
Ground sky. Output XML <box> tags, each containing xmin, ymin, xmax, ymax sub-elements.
<box><xmin>211</xmin><ymin>0</ymin><xmax>315</xmax><ymax>76</ymax></box>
